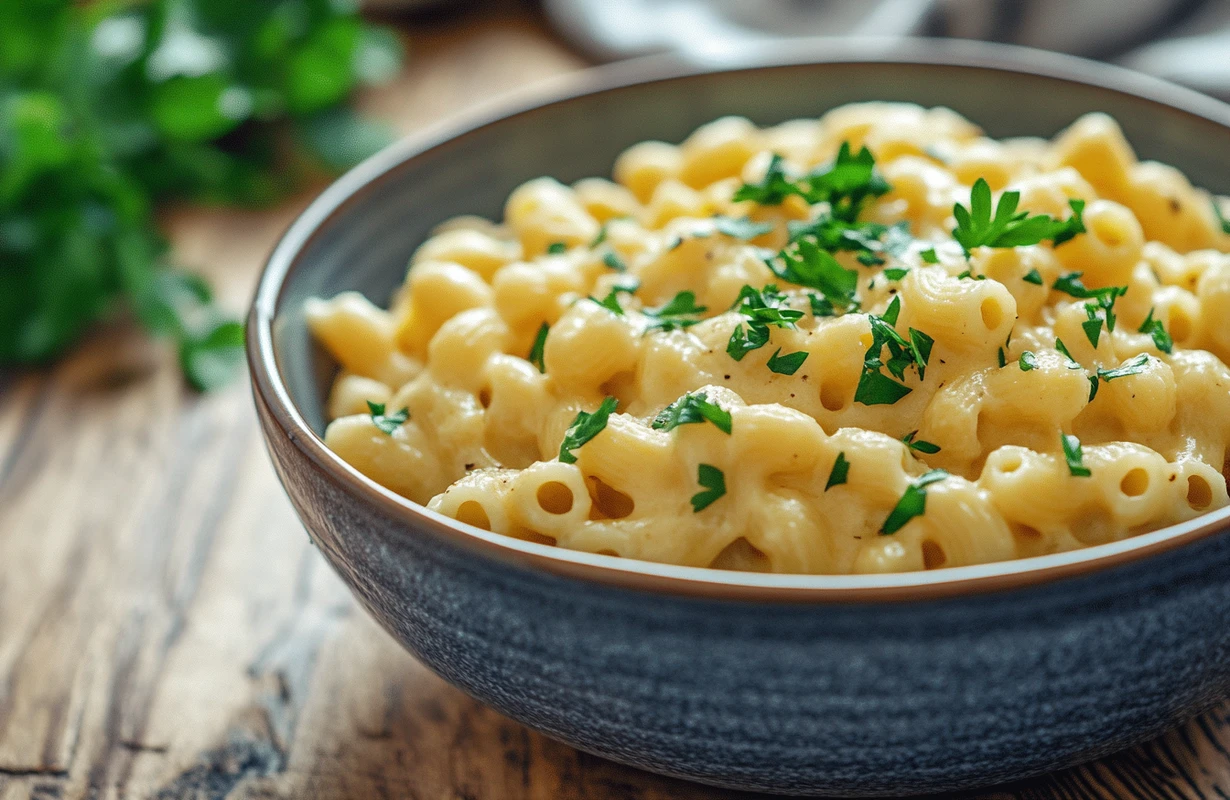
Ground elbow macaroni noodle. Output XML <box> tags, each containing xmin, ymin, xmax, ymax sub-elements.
<box><xmin>307</xmin><ymin>103</ymin><xmax>1230</xmax><ymax>575</ymax></box>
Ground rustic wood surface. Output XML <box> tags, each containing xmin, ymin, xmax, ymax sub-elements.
<box><xmin>2</xmin><ymin>4</ymin><xmax>1228</xmax><ymax>798</ymax></box>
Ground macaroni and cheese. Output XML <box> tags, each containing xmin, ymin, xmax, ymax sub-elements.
<box><xmin>307</xmin><ymin>103</ymin><xmax>1230</xmax><ymax>574</ymax></box>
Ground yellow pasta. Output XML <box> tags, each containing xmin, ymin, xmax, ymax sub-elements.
<box><xmin>309</xmin><ymin>103</ymin><xmax>1230</xmax><ymax>575</ymax></box>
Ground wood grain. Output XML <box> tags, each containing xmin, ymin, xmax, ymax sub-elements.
<box><xmin>1</xmin><ymin>4</ymin><xmax>1228</xmax><ymax>798</ymax></box>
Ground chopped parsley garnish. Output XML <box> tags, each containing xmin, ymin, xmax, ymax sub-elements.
<box><xmin>788</xmin><ymin>216</ymin><xmax>911</xmax><ymax>266</ymax></box>
<box><xmin>367</xmin><ymin>401</ymin><xmax>409</xmax><ymax>435</ymax></box>
<box><xmin>713</xmin><ymin>215</ymin><xmax>775</xmax><ymax>240</ymax></box>
<box><xmin>726</xmin><ymin>285</ymin><xmax>802</xmax><ymax>360</ymax></box>
<box><xmin>1019</xmin><ymin>351</ymin><xmax>1037</xmax><ymax>371</ymax></box>
<box><xmin>884</xmin><ymin>268</ymin><xmax>910</xmax><ymax>280</ymax></box>
<box><xmin>652</xmin><ymin>392</ymin><xmax>732</xmax><ymax>435</ymax></box>
<box><xmin>903</xmin><ymin>430</ymin><xmax>941</xmax><ymax>454</ymax></box>
<box><xmin>1088</xmin><ymin>375</ymin><xmax>1100</xmax><ymax>402</ymax></box>
<box><xmin>767</xmin><ymin>348</ymin><xmax>808</xmax><ymax>375</ymax></box>
<box><xmin>589</xmin><ymin>288</ymin><xmax>626</xmax><ymax>316</ymax></box>
<box><xmin>825</xmin><ymin>452</ymin><xmax>850</xmax><ymax>490</ymax></box>
<box><xmin>1214</xmin><ymin>198</ymin><xmax>1230</xmax><ymax>234</ymax></box>
<box><xmin>1061</xmin><ymin>433</ymin><xmax>1091</xmax><ymax>477</ymax></box>
<box><xmin>1082</xmin><ymin>305</ymin><xmax>1104</xmax><ymax>348</ymax></box>
<box><xmin>952</xmin><ymin>178</ymin><xmax>1086</xmax><ymax>254</ymax></box>
<box><xmin>1023</xmin><ymin>268</ymin><xmax>1044</xmax><ymax>285</ymax></box>
<box><xmin>528</xmin><ymin>322</ymin><xmax>549</xmax><ymax>372</ymax></box>
<box><xmin>734</xmin><ymin>143</ymin><xmax>890</xmax><ymax>222</ymax></box>
<box><xmin>1138</xmin><ymin>308</ymin><xmax>1173</xmax><ymax>354</ymax></box>
<box><xmin>727</xmin><ymin>322</ymin><xmax>771</xmax><ymax>361</ymax></box>
<box><xmin>1051</xmin><ymin>272</ymin><xmax>1129</xmax><ymax>349</ymax></box>
<box><xmin>602</xmin><ymin>251</ymin><xmax>627</xmax><ymax>272</ymax></box>
<box><xmin>881</xmin><ymin>469</ymin><xmax>949</xmax><ymax>535</ymax></box>
<box><xmin>955</xmin><ymin>269</ymin><xmax>984</xmax><ymax>281</ymax></box>
<box><xmin>691</xmin><ymin>464</ymin><xmax>727</xmax><ymax>512</ymax></box>
<box><xmin>1052</xmin><ymin>272</ymin><xmax>1126</xmax><ymax>304</ymax></box>
<box><xmin>920</xmin><ymin>248</ymin><xmax>939</xmax><ymax>264</ymax></box>
<box><xmin>767</xmin><ymin>238</ymin><xmax>859</xmax><ymax>310</ymax></box>
<box><xmin>808</xmin><ymin>292</ymin><xmax>837</xmax><ymax>318</ymax></box>
<box><xmin>1055</xmin><ymin>337</ymin><xmax>1080</xmax><ymax>366</ymax></box>
<box><xmin>547</xmin><ymin>242</ymin><xmax>568</xmax><ymax>254</ymax></box>
<box><xmin>644</xmin><ymin>291</ymin><xmax>707</xmax><ymax>331</ymax></box>
<box><xmin>1097</xmin><ymin>354</ymin><xmax>1151</xmax><ymax>381</ymax></box>
<box><xmin>558</xmin><ymin>397</ymin><xmax>618</xmax><ymax>464</ymax></box>
<box><xmin>854</xmin><ymin>305</ymin><xmax>933</xmax><ymax>405</ymax></box>
<box><xmin>589</xmin><ymin>223</ymin><xmax>609</xmax><ymax>248</ymax></box>
<box><xmin>997</xmin><ymin>347</ymin><xmax>1007</xmax><ymax>368</ymax></box>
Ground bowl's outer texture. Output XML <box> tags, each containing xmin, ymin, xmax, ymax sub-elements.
<box><xmin>253</xmin><ymin>49</ymin><xmax>1230</xmax><ymax>796</ymax></box>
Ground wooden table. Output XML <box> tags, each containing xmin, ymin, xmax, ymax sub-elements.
<box><xmin>2</xmin><ymin>5</ymin><xmax>1228</xmax><ymax>798</ymax></box>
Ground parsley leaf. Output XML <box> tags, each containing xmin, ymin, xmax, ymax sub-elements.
<box><xmin>558</xmin><ymin>397</ymin><xmax>618</xmax><ymax>464</ymax></box>
<box><xmin>691</xmin><ymin>464</ymin><xmax>727</xmax><ymax>512</ymax></box>
<box><xmin>644</xmin><ymin>291</ymin><xmax>707</xmax><ymax>331</ymax></box>
<box><xmin>1214</xmin><ymin>198</ymin><xmax>1230</xmax><ymax>235</ymax></box>
<box><xmin>825</xmin><ymin>452</ymin><xmax>850</xmax><ymax>490</ymax></box>
<box><xmin>1138</xmin><ymin>308</ymin><xmax>1173</xmax><ymax>354</ymax></box>
<box><xmin>1053</xmin><ymin>272</ymin><xmax>1128</xmax><ymax>304</ymax></box>
<box><xmin>602</xmin><ymin>251</ymin><xmax>627</xmax><ymax>272</ymax></box>
<box><xmin>734</xmin><ymin>143</ymin><xmax>890</xmax><ymax>223</ymax></box>
<box><xmin>855</xmin><ymin>306</ymin><xmax>933</xmax><ymax>404</ymax></box>
<box><xmin>1055</xmin><ymin>337</ymin><xmax>1080</xmax><ymax>366</ymax></box>
<box><xmin>1082</xmin><ymin>306</ymin><xmax>1104</xmax><ymax>348</ymax></box>
<box><xmin>920</xmin><ymin>248</ymin><xmax>939</xmax><ymax>264</ymax></box>
<box><xmin>997</xmin><ymin>347</ymin><xmax>1007</xmax><ymax>368</ymax></box>
<box><xmin>1019</xmin><ymin>351</ymin><xmax>1037</xmax><ymax>371</ymax></box>
<box><xmin>903</xmin><ymin>430</ymin><xmax>941</xmax><ymax>454</ymax></box>
<box><xmin>808</xmin><ymin>292</ymin><xmax>837</xmax><ymax>318</ymax></box>
<box><xmin>855</xmin><ymin>369</ymin><xmax>913</xmax><ymax>405</ymax></box>
<box><xmin>528</xmin><ymin>322</ymin><xmax>549</xmax><ymax>372</ymax></box>
<box><xmin>1061</xmin><ymin>433</ymin><xmax>1092</xmax><ymax>477</ymax></box>
<box><xmin>589</xmin><ymin>289</ymin><xmax>626</xmax><ymax>315</ymax></box>
<box><xmin>952</xmin><ymin>179</ymin><xmax>1086</xmax><ymax>254</ymax></box>
<box><xmin>652</xmin><ymin>392</ymin><xmax>732</xmax><ymax>435</ymax></box>
<box><xmin>1097</xmin><ymin>354</ymin><xmax>1151</xmax><ymax>381</ymax></box>
<box><xmin>767</xmin><ymin>348</ymin><xmax>808</xmax><ymax>375</ymax></box>
<box><xmin>882</xmin><ymin>295</ymin><xmax>901</xmax><ymax>326</ymax></box>
<box><xmin>884</xmin><ymin>268</ymin><xmax>910</xmax><ymax>280</ymax></box>
<box><xmin>1023</xmin><ymin>268</ymin><xmax>1043</xmax><ymax>285</ymax></box>
<box><xmin>733</xmin><ymin>154</ymin><xmax>798</xmax><ymax>205</ymax></box>
<box><xmin>727</xmin><ymin>322</ymin><xmax>771</xmax><ymax>361</ymax></box>
<box><xmin>730</xmin><ymin>285</ymin><xmax>803</xmax><ymax>329</ymax></box>
<box><xmin>367</xmin><ymin>401</ymin><xmax>409</xmax><ymax>435</ymax></box>
<box><xmin>1088</xmin><ymin>374</ymin><xmax>1100</xmax><ymax>402</ymax></box>
<box><xmin>589</xmin><ymin>222</ymin><xmax>610</xmax><ymax>248</ymax></box>
<box><xmin>547</xmin><ymin>242</ymin><xmax>568</xmax><ymax>254</ymax></box>
<box><xmin>881</xmin><ymin>469</ymin><xmax>949</xmax><ymax>535</ymax></box>
<box><xmin>714</xmin><ymin>215</ymin><xmax>774</xmax><ymax>240</ymax></box>
<box><xmin>768</xmin><ymin>238</ymin><xmax>859</xmax><ymax>310</ymax></box>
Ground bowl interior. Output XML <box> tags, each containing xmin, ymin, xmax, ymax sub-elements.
<box><xmin>271</xmin><ymin>48</ymin><xmax>1230</xmax><ymax>433</ymax></box>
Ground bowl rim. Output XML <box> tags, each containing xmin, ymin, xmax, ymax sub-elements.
<box><xmin>248</xmin><ymin>36</ymin><xmax>1230</xmax><ymax>603</ymax></box>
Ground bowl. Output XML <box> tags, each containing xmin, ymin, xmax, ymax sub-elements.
<box><xmin>247</xmin><ymin>39</ymin><xmax>1230</xmax><ymax>797</ymax></box>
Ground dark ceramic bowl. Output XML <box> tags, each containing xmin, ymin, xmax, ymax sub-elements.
<box><xmin>248</xmin><ymin>39</ymin><xmax>1230</xmax><ymax>797</ymax></box>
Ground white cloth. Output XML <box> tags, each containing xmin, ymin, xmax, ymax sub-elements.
<box><xmin>542</xmin><ymin>0</ymin><xmax>1230</xmax><ymax>99</ymax></box>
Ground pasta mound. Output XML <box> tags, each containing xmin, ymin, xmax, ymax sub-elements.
<box><xmin>307</xmin><ymin>103</ymin><xmax>1230</xmax><ymax>575</ymax></box>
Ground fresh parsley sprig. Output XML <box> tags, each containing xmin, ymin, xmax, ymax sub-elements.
<box><xmin>1137</xmin><ymin>308</ymin><xmax>1174</xmax><ymax>354</ymax></box>
<box><xmin>652</xmin><ymin>392</ymin><xmax>732</xmax><ymax>435</ymax></box>
<box><xmin>767</xmin><ymin>238</ymin><xmax>860</xmax><ymax>311</ymax></box>
<box><xmin>367</xmin><ymin>401</ymin><xmax>409</xmax><ymax>435</ymax></box>
<box><xmin>1097</xmin><ymin>354</ymin><xmax>1151</xmax><ymax>381</ymax></box>
<box><xmin>725</xmin><ymin>284</ymin><xmax>803</xmax><ymax>361</ymax></box>
<box><xmin>903</xmin><ymin>430</ymin><xmax>941</xmax><ymax>454</ymax></box>
<box><xmin>1061</xmin><ymin>433</ymin><xmax>1092</xmax><ymax>477</ymax></box>
<box><xmin>952</xmin><ymin>179</ymin><xmax>1086</xmax><ymax>255</ymax></box>
<box><xmin>734</xmin><ymin>143</ymin><xmax>890</xmax><ymax>222</ymax></box>
<box><xmin>691</xmin><ymin>464</ymin><xmax>727</xmax><ymax>512</ymax></box>
<box><xmin>881</xmin><ymin>469</ymin><xmax>949</xmax><ymax>535</ymax></box>
<box><xmin>644</xmin><ymin>291</ymin><xmax>707</xmax><ymax>331</ymax></box>
<box><xmin>854</xmin><ymin>297</ymin><xmax>934</xmax><ymax>406</ymax></box>
<box><xmin>559</xmin><ymin>397</ymin><xmax>619</xmax><ymax>464</ymax></box>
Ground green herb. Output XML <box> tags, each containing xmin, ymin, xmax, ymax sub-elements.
<box><xmin>767</xmin><ymin>348</ymin><xmax>808</xmax><ymax>375</ymax></box>
<box><xmin>1053</xmin><ymin>272</ymin><xmax>1128</xmax><ymax>340</ymax></box>
<box><xmin>952</xmin><ymin>179</ymin><xmax>1086</xmax><ymax>254</ymax></box>
<box><xmin>652</xmin><ymin>392</ymin><xmax>732</xmax><ymax>435</ymax></box>
<box><xmin>997</xmin><ymin>347</ymin><xmax>1007</xmax><ymax>368</ymax></box>
<box><xmin>787</xmin><ymin>217</ymin><xmax>910</xmax><ymax>267</ymax></box>
<box><xmin>612</xmin><ymin>276</ymin><xmax>642</xmax><ymax>294</ymax></box>
<box><xmin>1055</xmin><ymin>337</ymin><xmax>1080</xmax><ymax>366</ymax></box>
<box><xmin>1097</xmin><ymin>354</ymin><xmax>1151</xmax><ymax>381</ymax></box>
<box><xmin>732</xmin><ymin>154</ymin><xmax>798</xmax><ymax>205</ymax></box>
<box><xmin>1019</xmin><ymin>351</ymin><xmax>1037</xmax><ymax>371</ymax></box>
<box><xmin>808</xmin><ymin>293</ymin><xmax>837</xmax><ymax>318</ymax></box>
<box><xmin>882</xmin><ymin>295</ymin><xmax>902</xmax><ymax>326</ymax></box>
<box><xmin>558</xmin><ymin>397</ymin><xmax>618</xmax><ymax>464</ymax></box>
<box><xmin>0</xmin><ymin>0</ymin><xmax>402</xmax><ymax>385</ymax></box>
<box><xmin>602</xmin><ymin>251</ymin><xmax>627</xmax><ymax>272</ymax></box>
<box><xmin>884</xmin><ymin>268</ymin><xmax>910</xmax><ymax>280</ymax></box>
<box><xmin>1088</xmin><ymin>374</ymin><xmax>1100</xmax><ymax>402</ymax></box>
<box><xmin>590</xmin><ymin>222</ymin><xmax>610</xmax><ymax>248</ymax></box>
<box><xmin>644</xmin><ymin>291</ymin><xmax>707</xmax><ymax>331</ymax></box>
<box><xmin>920</xmin><ymin>248</ymin><xmax>939</xmax><ymax>264</ymax></box>
<box><xmin>1023</xmin><ymin>268</ymin><xmax>1044</xmax><ymax>285</ymax></box>
<box><xmin>589</xmin><ymin>289</ymin><xmax>625</xmax><ymax>316</ymax></box>
<box><xmin>730</xmin><ymin>285</ymin><xmax>803</xmax><ymax>329</ymax></box>
<box><xmin>855</xmin><ymin>308</ymin><xmax>933</xmax><ymax>405</ymax></box>
<box><xmin>1137</xmin><ymin>308</ymin><xmax>1174</xmax><ymax>354</ymax></box>
<box><xmin>768</xmin><ymin>238</ymin><xmax>859</xmax><ymax>310</ymax></box>
<box><xmin>547</xmin><ymin>242</ymin><xmax>568</xmax><ymax>255</ymax></box>
<box><xmin>1214</xmin><ymin>198</ymin><xmax>1230</xmax><ymax>235</ymax></box>
<box><xmin>1061</xmin><ymin>433</ymin><xmax>1091</xmax><ymax>477</ymax></box>
<box><xmin>713</xmin><ymin>215</ymin><xmax>774</xmax><ymax>240</ymax></box>
<box><xmin>881</xmin><ymin>469</ymin><xmax>949</xmax><ymax>535</ymax></box>
<box><xmin>691</xmin><ymin>464</ymin><xmax>727</xmax><ymax>512</ymax></box>
<box><xmin>854</xmin><ymin>370</ymin><xmax>913</xmax><ymax>405</ymax></box>
<box><xmin>825</xmin><ymin>452</ymin><xmax>850</xmax><ymax>490</ymax></box>
<box><xmin>727</xmin><ymin>322</ymin><xmax>771</xmax><ymax>360</ymax></box>
<box><xmin>902</xmin><ymin>430</ymin><xmax>941</xmax><ymax>454</ymax></box>
<box><xmin>528</xmin><ymin>322</ymin><xmax>549</xmax><ymax>372</ymax></box>
<box><xmin>367</xmin><ymin>401</ymin><xmax>409</xmax><ymax>435</ymax></box>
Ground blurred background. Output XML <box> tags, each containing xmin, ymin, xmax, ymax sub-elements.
<box><xmin>2</xmin><ymin>3</ymin><xmax>1230</xmax><ymax>798</ymax></box>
